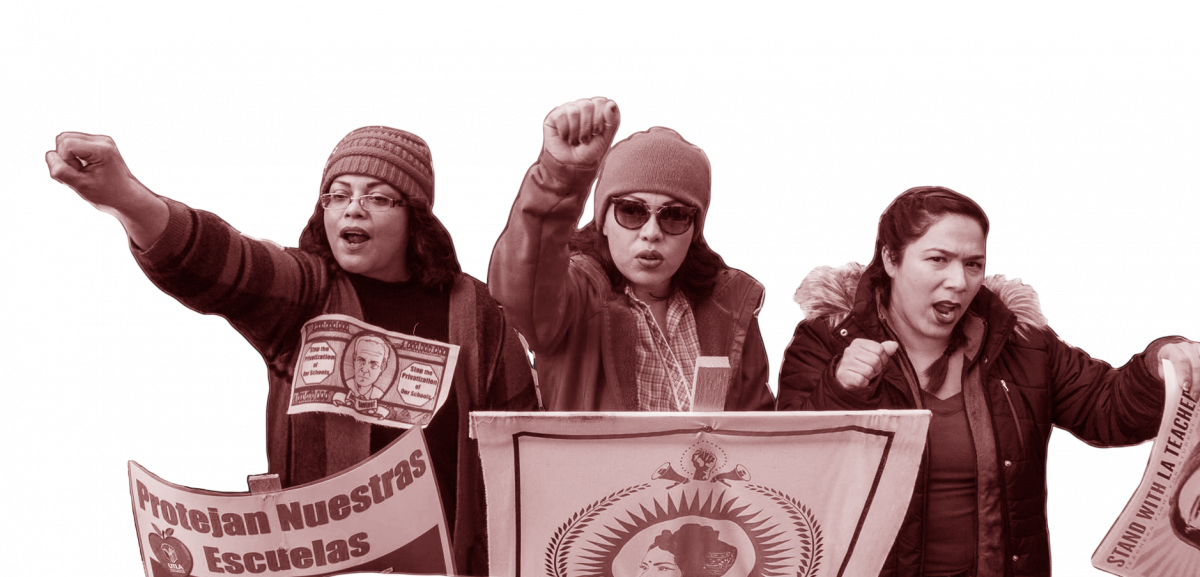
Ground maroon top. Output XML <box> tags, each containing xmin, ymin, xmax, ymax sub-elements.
<box><xmin>922</xmin><ymin>389</ymin><xmax>977</xmax><ymax>576</ymax></box>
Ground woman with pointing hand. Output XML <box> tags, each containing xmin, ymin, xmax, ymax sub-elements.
<box><xmin>777</xmin><ymin>185</ymin><xmax>1200</xmax><ymax>577</ymax></box>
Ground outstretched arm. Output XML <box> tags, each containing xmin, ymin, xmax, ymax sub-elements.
<box><xmin>46</xmin><ymin>132</ymin><xmax>168</xmax><ymax>249</ymax></box>
<box><xmin>1050</xmin><ymin>334</ymin><xmax>1197</xmax><ymax>446</ymax></box>
<box><xmin>49</xmin><ymin>131</ymin><xmax>330</xmax><ymax>362</ymax></box>
<box><xmin>488</xmin><ymin>97</ymin><xmax>621</xmax><ymax>352</ymax></box>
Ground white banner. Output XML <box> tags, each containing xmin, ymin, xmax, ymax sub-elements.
<box><xmin>472</xmin><ymin>411</ymin><xmax>930</xmax><ymax>577</ymax></box>
<box><xmin>128</xmin><ymin>427</ymin><xmax>453</xmax><ymax>576</ymax></box>
<box><xmin>1093</xmin><ymin>361</ymin><xmax>1200</xmax><ymax>576</ymax></box>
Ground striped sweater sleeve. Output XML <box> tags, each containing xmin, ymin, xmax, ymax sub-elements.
<box><xmin>132</xmin><ymin>197</ymin><xmax>330</xmax><ymax>363</ymax></box>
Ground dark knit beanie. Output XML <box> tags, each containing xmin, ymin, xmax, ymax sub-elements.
<box><xmin>320</xmin><ymin>126</ymin><xmax>435</xmax><ymax>209</ymax></box>
<box><xmin>593</xmin><ymin>127</ymin><xmax>711</xmax><ymax>239</ymax></box>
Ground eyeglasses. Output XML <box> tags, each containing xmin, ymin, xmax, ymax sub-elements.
<box><xmin>610</xmin><ymin>198</ymin><xmax>698</xmax><ymax>236</ymax></box>
<box><xmin>320</xmin><ymin>193</ymin><xmax>407</xmax><ymax>212</ymax></box>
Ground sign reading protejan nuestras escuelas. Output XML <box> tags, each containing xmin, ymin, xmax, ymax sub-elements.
<box><xmin>128</xmin><ymin>427</ymin><xmax>452</xmax><ymax>577</ymax></box>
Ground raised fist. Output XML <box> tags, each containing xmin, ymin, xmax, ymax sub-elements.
<box><xmin>691</xmin><ymin>448</ymin><xmax>717</xmax><ymax>480</ymax></box>
<box><xmin>542</xmin><ymin>97</ymin><xmax>620</xmax><ymax>167</ymax></box>
<box><xmin>46</xmin><ymin>132</ymin><xmax>145</xmax><ymax>210</ymax></box>
<box><xmin>836</xmin><ymin>339</ymin><xmax>900</xmax><ymax>392</ymax></box>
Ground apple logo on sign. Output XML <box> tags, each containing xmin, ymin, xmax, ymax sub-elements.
<box><xmin>148</xmin><ymin>524</ymin><xmax>193</xmax><ymax>577</ymax></box>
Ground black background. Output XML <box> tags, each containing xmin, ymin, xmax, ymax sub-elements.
<box><xmin>46</xmin><ymin>92</ymin><xmax>1190</xmax><ymax>573</ymax></box>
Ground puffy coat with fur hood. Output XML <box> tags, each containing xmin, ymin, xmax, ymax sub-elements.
<box><xmin>777</xmin><ymin>263</ymin><xmax>1174</xmax><ymax>577</ymax></box>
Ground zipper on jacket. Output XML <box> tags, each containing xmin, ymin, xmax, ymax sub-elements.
<box><xmin>1000</xmin><ymin>379</ymin><xmax>1025</xmax><ymax>452</ymax></box>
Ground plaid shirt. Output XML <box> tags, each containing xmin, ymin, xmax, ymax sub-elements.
<box><xmin>625</xmin><ymin>287</ymin><xmax>701</xmax><ymax>411</ymax></box>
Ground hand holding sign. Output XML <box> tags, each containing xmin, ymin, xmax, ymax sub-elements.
<box><xmin>1158</xmin><ymin>340</ymin><xmax>1200</xmax><ymax>397</ymax></box>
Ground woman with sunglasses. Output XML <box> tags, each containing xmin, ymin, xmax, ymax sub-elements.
<box><xmin>489</xmin><ymin>97</ymin><xmax>774</xmax><ymax>412</ymax></box>
<box><xmin>46</xmin><ymin>128</ymin><xmax>537</xmax><ymax>575</ymax></box>
<box><xmin>777</xmin><ymin>186</ymin><xmax>1200</xmax><ymax>577</ymax></box>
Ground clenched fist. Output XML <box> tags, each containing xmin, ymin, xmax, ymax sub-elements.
<box><xmin>46</xmin><ymin>132</ymin><xmax>167</xmax><ymax>248</ymax></box>
<box><xmin>836</xmin><ymin>339</ymin><xmax>900</xmax><ymax>392</ymax></box>
<box><xmin>542</xmin><ymin>97</ymin><xmax>620</xmax><ymax>167</ymax></box>
<box><xmin>47</xmin><ymin>132</ymin><xmax>145</xmax><ymax>208</ymax></box>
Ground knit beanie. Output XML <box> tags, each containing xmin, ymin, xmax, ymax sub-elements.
<box><xmin>593</xmin><ymin>127</ymin><xmax>711</xmax><ymax>239</ymax></box>
<box><xmin>320</xmin><ymin>126</ymin><xmax>435</xmax><ymax>209</ymax></box>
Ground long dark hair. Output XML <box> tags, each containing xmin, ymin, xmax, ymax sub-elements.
<box><xmin>863</xmin><ymin>186</ymin><xmax>990</xmax><ymax>394</ymax></box>
<box><xmin>297</xmin><ymin>198</ymin><xmax>461</xmax><ymax>291</ymax></box>
<box><xmin>1169</xmin><ymin>442</ymin><xmax>1200</xmax><ymax>552</ymax></box>
<box><xmin>568</xmin><ymin>221</ymin><xmax>725</xmax><ymax>304</ymax></box>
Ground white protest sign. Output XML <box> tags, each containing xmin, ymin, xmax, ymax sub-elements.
<box><xmin>472</xmin><ymin>411</ymin><xmax>930</xmax><ymax>577</ymax></box>
<box><xmin>1093</xmin><ymin>361</ymin><xmax>1200</xmax><ymax>576</ymax></box>
<box><xmin>128</xmin><ymin>427</ymin><xmax>453</xmax><ymax>576</ymax></box>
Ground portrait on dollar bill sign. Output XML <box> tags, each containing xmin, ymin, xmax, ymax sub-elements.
<box><xmin>288</xmin><ymin>314</ymin><xmax>460</xmax><ymax>428</ymax></box>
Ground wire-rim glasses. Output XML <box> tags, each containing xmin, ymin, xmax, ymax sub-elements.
<box><xmin>320</xmin><ymin>193</ymin><xmax>407</xmax><ymax>212</ymax></box>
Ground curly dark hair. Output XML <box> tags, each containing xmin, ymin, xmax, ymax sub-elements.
<box><xmin>649</xmin><ymin>523</ymin><xmax>737</xmax><ymax>577</ymax></box>
<box><xmin>297</xmin><ymin>199</ymin><xmax>461</xmax><ymax>291</ymax></box>
<box><xmin>568</xmin><ymin>221</ymin><xmax>725</xmax><ymax>304</ymax></box>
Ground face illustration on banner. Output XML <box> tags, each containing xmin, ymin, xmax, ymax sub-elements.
<box><xmin>350</xmin><ymin>335</ymin><xmax>392</xmax><ymax>400</ymax></box>
<box><xmin>634</xmin><ymin>524</ymin><xmax>738</xmax><ymax>577</ymax></box>
<box><xmin>1171</xmin><ymin>453</ymin><xmax>1200</xmax><ymax>551</ymax></box>
<box><xmin>638</xmin><ymin>546</ymin><xmax>682</xmax><ymax>576</ymax></box>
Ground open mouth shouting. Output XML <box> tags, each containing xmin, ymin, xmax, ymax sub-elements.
<box><xmin>340</xmin><ymin>226</ymin><xmax>371</xmax><ymax>248</ymax></box>
<box><xmin>932</xmin><ymin>301</ymin><xmax>961</xmax><ymax>324</ymax></box>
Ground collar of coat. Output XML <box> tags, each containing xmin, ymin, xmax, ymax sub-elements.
<box><xmin>792</xmin><ymin>262</ymin><xmax>1048</xmax><ymax>341</ymax></box>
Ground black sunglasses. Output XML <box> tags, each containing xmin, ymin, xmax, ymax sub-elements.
<box><xmin>610</xmin><ymin>198</ymin><xmax>698</xmax><ymax>236</ymax></box>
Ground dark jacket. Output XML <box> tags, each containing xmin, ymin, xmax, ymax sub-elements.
<box><xmin>488</xmin><ymin>150</ymin><xmax>774</xmax><ymax>412</ymax></box>
<box><xmin>134</xmin><ymin>198</ymin><xmax>538</xmax><ymax>575</ymax></box>
<box><xmin>777</xmin><ymin>263</ymin><xmax>1171</xmax><ymax>577</ymax></box>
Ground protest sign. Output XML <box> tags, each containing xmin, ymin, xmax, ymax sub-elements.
<box><xmin>288</xmin><ymin>314</ymin><xmax>459</xmax><ymax>429</ymax></box>
<box><xmin>472</xmin><ymin>411</ymin><xmax>930</xmax><ymax>577</ymax></box>
<box><xmin>1093</xmin><ymin>362</ymin><xmax>1200</xmax><ymax>576</ymax></box>
<box><xmin>128</xmin><ymin>427</ymin><xmax>452</xmax><ymax>577</ymax></box>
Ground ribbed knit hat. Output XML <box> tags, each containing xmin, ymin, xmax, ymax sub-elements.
<box><xmin>594</xmin><ymin>127</ymin><xmax>711</xmax><ymax>239</ymax></box>
<box><xmin>320</xmin><ymin>126</ymin><xmax>434</xmax><ymax>208</ymax></box>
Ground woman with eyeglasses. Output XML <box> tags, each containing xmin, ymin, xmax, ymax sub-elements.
<box><xmin>46</xmin><ymin>127</ymin><xmax>537</xmax><ymax>575</ymax></box>
<box><xmin>777</xmin><ymin>186</ymin><xmax>1200</xmax><ymax>577</ymax></box>
<box><xmin>489</xmin><ymin>97</ymin><xmax>774</xmax><ymax>412</ymax></box>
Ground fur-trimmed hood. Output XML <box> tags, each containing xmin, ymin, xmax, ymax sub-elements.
<box><xmin>793</xmin><ymin>262</ymin><xmax>1048</xmax><ymax>339</ymax></box>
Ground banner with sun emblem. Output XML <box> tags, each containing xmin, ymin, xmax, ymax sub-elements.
<box><xmin>472</xmin><ymin>411</ymin><xmax>930</xmax><ymax>577</ymax></box>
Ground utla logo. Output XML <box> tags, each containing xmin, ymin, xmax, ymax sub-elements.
<box><xmin>149</xmin><ymin>524</ymin><xmax>194</xmax><ymax>577</ymax></box>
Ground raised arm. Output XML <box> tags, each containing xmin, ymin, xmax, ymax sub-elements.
<box><xmin>487</xmin><ymin>97</ymin><xmax>620</xmax><ymax>352</ymax></box>
<box><xmin>46</xmin><ymin>132</ymin><xmax>168</xmax><ymax>249</ymax></box>
<box><xmin>47</xmin><ymin>131</ymin><xmax>329</xmax><ymax>362</ymax></box>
